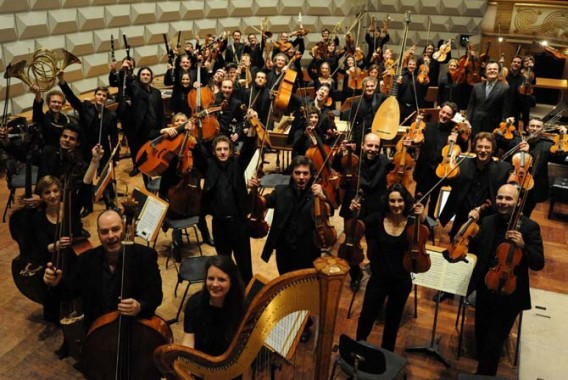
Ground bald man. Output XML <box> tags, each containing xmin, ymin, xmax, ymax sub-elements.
<box><xmin>468</xmin><ymin>184</ymin><xmax>544</xmax><ymax>376</ymax></box>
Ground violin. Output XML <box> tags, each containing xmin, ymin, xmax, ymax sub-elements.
<box><xmin>466</xmin><ymin>45</ymin><xmax>482</xmax><ymax>86</ymax></box>
<box><xmin>81</xmin><ymin>197</ymin><xmax>173</xmax><ymax>379</ymax></box>
<box><xmin>452</xmin><ymin>46</ymin><xmax>470</xmax><ymax>84</ymax></box>
<box><xmin>380</xmin><ymin>58</ymin><xmax>395</xmax><ymax>95</ymax></box>
<box><xmin>347</xmin><ymin>66</ymin><xmax>364</xmax><ymax>91</ymax></box>
<box><xmin>408</xmin><ymin>112</ymin><xmax>426</xmax><ymax>145</ymax></box>
<box><xmin>417</xmin><ymin>59</ymin><xmax>430</xmax><ymax>85</ymax></box>
<box><xmin>550</xmin><ymin>128</ymin><xmax>568</xmax><ymax>154</ymax></box>
<box><xmin>493</xmin><ymin>120</ymin><xmax>515</xmax><ymax>140</ymax></box>
<box><xmin>338</xmin><ymin>143</ymin><xmax>359</xmax><ymax>194</ymax></box>
<box><xmin>402</xmin><ymin>201</ymin><xmax>431</xmax><ymax>273</ymax></box>
<box><xmin>338</xmin><ymin>190</ymin><xmax>365</xmax><ymax>266</ymax></box>
<box><xmin>445</xmin><ymin>200</ymin><xmax>491</xmax><ymax>263</ymax></box>
<box><xmin>435</xmin><ymin>135</ymin><xmax>461</xmax><ymax>179</ymax></box>
<box><xmin>518</xmin><ymin>66</ymin><xmax>535</xmax><ymax>96</ymax></box>
<box><xmin>508</xmin><ymin>151</ymin><xmax>534</xmax><ymax>190</ymax></box>
<box><xmin>432</xmin><ymin>39</ymin><xmax>452</xmax><ymax>62</ymax></box>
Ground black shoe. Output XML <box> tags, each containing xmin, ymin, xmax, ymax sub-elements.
<box><xmin>80</xmin><ymin>228</ymin><xmax>91</xmax><ymax>238</ymax></box>
<box><xmin>171</xmin><ymin>245</ymin><xmax>182</xmax><ymax>263</ymax></box>
<box><xmin>350</xmin><ymin>271</ymin><xmax>363</xmax><ymax>292</ymax></box>
<box><xmin>80</xmin><ymin>208</ymin><xmax>93</xmax><ymax>218</ymax></box>
<box><xmin>202</xmin><ymin>237</ymin><xmax>215</xmax><ymax>247</ymax></box>
<box><xmin>55</xmin><ymin>342</ymin><xmax>69</xmax><ymax>360</ymax></box>
<box><xmin>129</xmin><ymin>167</ymin><xmax>140</xmax><ymax>177</ymax></box>
<box><xmin>300</xmin><ymin>328</ymin><xmax>312</xmax><ymax>343</ymax></box>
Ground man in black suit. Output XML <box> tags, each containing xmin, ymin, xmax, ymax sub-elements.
<box><xmin>467</xmin><ymin>60</ymin><xmax>513</xmax><ymax>135</ymax></box>
<box><xmin>347</xmin><ymin>77</ymin><xmax>387</xmax><ymax>151</ymax></box>
<box><xmin>468</xmin><ymin>183</ymin><xmax>544</xmax><ymax>376</ymax></box>
<box><xmin>438</xmin><ymin>132</ymin><xmax>512</xmax><ymax>239</ymax></box>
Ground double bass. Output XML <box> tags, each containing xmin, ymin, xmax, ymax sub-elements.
<box><xmin>81</xmin><ymin>198</ymin><xmax>173</xmax><ymax>379</ymax></box>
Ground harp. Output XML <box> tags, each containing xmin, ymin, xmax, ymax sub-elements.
<box><xmin>154</xmin><ymin>256</ymin><xmax>349</xmax><ymax>379</ymax></box>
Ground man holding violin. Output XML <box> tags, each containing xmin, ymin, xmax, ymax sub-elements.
<box><xmin>507</xmin><ymin>55</ymin><xmax>536</xmax><ymax>129</ymax></box>
<box><xmin>467</xmin><ymin>183</ymin><xmax>544</xmax><ymax>376</ymax></box>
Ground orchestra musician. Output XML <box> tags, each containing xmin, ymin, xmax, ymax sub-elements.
<box><xmin>291</xmin><ymin>106</ymin><xmax>336</xmax><ymax>158</ymax></box>
<box><xmin>182</xmin><ymin>255</ymin><xmax>246</xmax><ymax>356</ymax></box>
<box><xmin>333</xmin><ymin>133</ymin><xmax>392</xmax><ymax>291</ymax></box>
<box><xmin>224</xmin><ymin>30</ymin><xmax>245</xmax><ymax>65</ymax></box>
<box><xmin>507</xmin><ymin>55</ymin><xmax>536</xmax><ymax>129</ymax></box>
<box><xmin>244</xmin><ymin>70</ymin><xmax>271</xmax><ymax>126</ymax></box>
<box><xmin>352</xmin><ymin>184</ymin><xmax>425</xmax><ymax>351</ymax></box>
<box><xmin>346</xmin><ymin>77</ymin><xmax>387</xmax><ymax>150</ymax></box>
<box><xmin>412</xmin><ymin>102</ymin><xmax>469</xmax><ymax>219</ymax></box>
<box><xmin>467</xmin><ymin>61</ymin><xmax>513</xmax><ymax>135</ymax></box>
<box><xmin>42</xmin><ymin>209</ymin><xmax>163</xmax><ymax>362</ymax></box>
<box><xmin>244</xmin><ymin>33</ymin><xmax>265</xmax><ymax>69</ymax></box>
<box><xmin>193</xmin><ymin>134</ymin><xmax>257</xmax><ymax>285</ymax></box>
<box><xmin>31</xmin><ymin>88</ymin><xmax>69</xmax><ymax>151</ymax></box>
<box><xmin>513</xmin><ymin>118</ymin><xmax>568</xmax><ymax>216</ymax></box>
<box><xmin>437</xmin><ymin>59</ymin><xmax>472</xmax><ymax>111</ymax></box>
<box><xmin>57</xmin><ymin>71</ymin><xmax>118</xmax><ymax>215</ymax></box>
<box><xmin>438</xmin><ymin>132</ymin><xmax>512</xmax><ymax>240</ymax></box>
<box><xmin>365</xmin><ymin>22</ymin><xmax>390</xmax><ymax>67</ymax></box>
<box><xmin>396</xmin><ymin>56</ymin><xmax>428</xmax><ymax>124</ymax></box>
<box><xmin>215</xmin><ymin>78</ymin><xmax>245</xmax><ymax>144</ymax></box>
<box><xmin>467</xmin><ymin>184</ymin><xmax>544</xmax><ymax>376</ymax></box>
<box><xmin>164</xmin><ymin>54</ymin><xmax>195</xmax><ymax>117</ymax></box>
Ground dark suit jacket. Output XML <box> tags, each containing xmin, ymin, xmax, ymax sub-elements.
<box><xmin>467</xmin><ymin>80</ymin><xmax>512</xmax><ymax>135</ymax></box>
<box><xmin>57</xmin><ymin>244</ymin><xmax>163</xmax><ymax>328</ymax></box>
<box><xmin>469</xmin><ymin>214</ymin><xmax>544</xmax><ymax>310</ymax></box>
<box><xmin>438</xmin><ymin>157</ymin><xmax>512</xmax><ymax>227</ymax></box>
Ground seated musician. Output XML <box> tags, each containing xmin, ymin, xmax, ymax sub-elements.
<box><xmin>352</xmin><ymin>184</ymin><xmax>425</xmax><ymax>351</ymax></box>
<box><xmin>43</xmin><ymin>209</ymin><xmax>163</xmax><ymax>335</ymax></box>
<box><xmin>291</xmin><ymin>106</ymin><xmax>337</xmax><ymax>158</ymax></box>
<box><xmin>182</xmin><ymin>255</ymin><xmax>246</xmax><ymax>356</ymax></box>
<box><xmin>467</xmin><ymin>184</ymin><xmax>544</xmax><ymax>376</ymax></box>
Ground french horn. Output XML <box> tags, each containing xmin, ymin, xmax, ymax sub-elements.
<box><xmin>3</xmin><ymin>48</ymin><xmax>81</xmax><ymax>92</ymax></box>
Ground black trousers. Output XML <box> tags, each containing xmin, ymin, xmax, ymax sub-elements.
<box><xmin>475</xmin><ymin>286</ymin><xmax>521</xmax><ymax>376</ymax></box>
<box><xmin>356</xmin><ymin>274</ymin><xmax>412</xmax><ymax>351</ymax></box>
<box><xmin>212</xmin><ymin>217</ymin><xmax>252</xmax><ymax>285</ymax></box>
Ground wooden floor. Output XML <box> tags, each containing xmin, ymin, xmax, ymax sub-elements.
<box><xmin>1</xmin><ymin>152</ymin><xmax>567</xmax><ymax>380</ymax></box>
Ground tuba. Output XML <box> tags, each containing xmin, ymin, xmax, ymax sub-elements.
<box><xmin>3</xmin><ymin>48</ymin><xmax>81</xmax><ymax>92</ymax></box>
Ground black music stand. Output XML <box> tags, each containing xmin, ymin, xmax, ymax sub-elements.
<box><xmin>405</xmin><ymin>290</ymin><xmax>451</xmax><ymax>367</ymax></box>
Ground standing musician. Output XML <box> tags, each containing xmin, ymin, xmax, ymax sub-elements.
<box><xmin>438</xmin><ymin>132</ymin><xmax>512</xmax><ymax>239</ymax></box>
<box><xmin>467</xmin><ymin>61</ymin><xmax>513</xmax><ymax>135</ymax></box>
<box><xmin>291</xmin><ymin>107</ymin><xmax>337</xmax><ymax>158</ymax></box>
<box><xmin>215</xmin><ymin>78</ymin><xmax>245</xmax><ymax>144</ymax></box>
<box><xmin>351</xmin><ymin>184</ymin><xmax>425</xmax><ymax>351</ymax></box>
<box><xmin>193</xmin><ymin>134</ymin><xmax>257</xmax><ymax>285</ymax></box>
<box><xmin>30</xmin><ymin>87</ymin><xmax>69</xmax><ymax>150</ymax></box>
<box><xmin>244</xmin><ymin>70</ymin><xmax>271</xmax><ymax>125</ymax></box>
<box><xmin>57</xmin><ymin>71</ymin><xmax>118</xmax><ymax>214</ymax></box>
<box><xmin>347</xmin><ymin>77</ymin><xmax>387</xmax><ymax>150</ymax></box>
<box><xmin>468</xmin><ymin>184</ymin><xmax>544</xmax><ymax>376</ymax></box>
<box><xmin>507</xmin><ymin>55</ymin><xmax>536</xmax><ymax>129</ymax></box>
<box><xmin>412</xmin><ymin>102</ymin><xmax>469</xmax><ymax>219</ymax></box>
<box><xmin>437</xmin><ymin>59</ymin><xmax>472</xmax><ymax>111</ymax></box>
<box><xmin>164</xmin><ymin>54</ymin><xmax>195</xmax><ymax>117</ymax></box>
<box><xmin>513</xmin><ymin>118</ymin><xmax>568</xmax><ymax>216</ymax></box>
<box><xmin>396</xmin><ymin>57</ymin><xmax>428</xmax><ymax>124</ymax></box>
<box><xmin>182</xmin><ymin>255</ymin><xmax>246</xmax><ymax>355</ymax></box>
<box><xmin>224</xmin><ymin>30</ymin><xmax>245</xmax><ymax>65</ymax></box>
<box><xmin>332</xmin><ymin>133</ymin><xmax>392</xmax><ymax>291</ymax></box>
<box><xmin>244</xmin><ymin>33</ymin><xmax>265</xmax><ymax>69</ymax></box>
<box><xmin>126</xmin><ymin>66</ymin><xmax>165</xmax><ymax>180</ymax></box>
<box><xmin>365</xmin><ymin>21</ymin><xmax>390</xmax><ymax>67</ymax></box>
<box><xmin>43</xmin><ymin>209</ymin><xmax>163</xmax><ymax>372</ymax></box>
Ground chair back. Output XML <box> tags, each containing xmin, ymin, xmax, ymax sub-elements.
<box><xmin>338</xmin><ymin>334</ymin><xmax>386</xmax><ymax>374</ymax></box>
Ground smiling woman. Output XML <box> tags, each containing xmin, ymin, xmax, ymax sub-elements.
<box><xmin>182</xmin><ymin>255</ymin><xmax>246</xmax><ymax>356</ymax></box>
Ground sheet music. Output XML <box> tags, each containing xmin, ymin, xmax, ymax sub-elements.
<box><xmin>264</xmin><ymin>310</ymin><xmax>309</xmax><ymax>360</ymax></box>
<box><xmin>133</xmin><ymin>187</ymin><xmax>168</xmax><ymax>242</ymax></box>
<box><xmin>412</xmin><ymin>246</ymin><xmax>477</xmax><ymax>297</ymax></box>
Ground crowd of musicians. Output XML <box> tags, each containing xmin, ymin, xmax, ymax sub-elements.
<box><xmin>2</xmin><ymin>17</ymin><xmax>568</xmax><ymax>378</ymax></box>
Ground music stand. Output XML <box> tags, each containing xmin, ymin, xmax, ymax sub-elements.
<box><xmin>405</xmin><ymin>246</ymin><xmax>476</xmax><ymax>367</ymax></box>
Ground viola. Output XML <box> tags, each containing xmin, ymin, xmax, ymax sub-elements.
<box><xmin>466</xmin><ymin>46</ymin><xmax>481</xmax><ymax>86</ymax></box>
<box><xmin>81</xmin><ymin>197</ymin><xmax>173</xmax><ymax>379</ymax></box>
<box><xmin>402</xmin><ymin>205</ymin><xmax>431</xmax><ymax>273</ymax></box>
<box><xmin>338</xmin><ymin>144</ymin><xmax>359</xmax><ymax>194</ymax></box>
<box><xmin>508</xmin><ymin>151</ymin><xmax>534</xmax><ymax>190</ymax></box>
<box><xmin>435</xmin><ymin>139</ymin><xmax>461</xmax><ymax>179</ymax></box>
<box><xmin>550</xmin><ymin>128</ymin><xmax>567</xmax><ymax>154</ymax></box>
<box><xmin>452</xmin><ymin>48</ymin><xmax>470</xmax><ymax>84</ymax></box>
<box><xmin>380</xmin><ymin>58</ymin><xmax>395</xmax><ymax>95</ymax></box>
<box><xmin>408</xmin><ymin>113</ymin><xmax>426</xmax><ymax>144</ymax></box>
<box><xmin>493</xmin><ymin>120</ymin><xmax>515</xmax><ymax>140</ymax></box>
<box><xmin>386</xmin><ymin>144</ymin><xmax>415</xmax><ymax>189</ymax></box>
<box><xmin>338</xmin><ymin>191</ymin><xmax>365</xmax><ymax>266</ymax></box>
<box><xmin>432</xmin><ymin>39</ymin><xmax>452</xmax><ymax>62</ymax></box>
<box><xmin>347</xmin><ymin>66</ymin><xmax>364</xmax><ymax>91</ymax></box>
<box><xmin>518</xmin><ymin>66</ymin><xmax>535</xmax><ymax>96</ymax></box>
<box><xmin>445</xmin><ymin>200</ymin><xmax>491</xmax><ymax>263</ymax></box>
<box><xmin>312</xmin><ymin>191</ymin><xmax>337</xmax><ymax>250</ymax></box>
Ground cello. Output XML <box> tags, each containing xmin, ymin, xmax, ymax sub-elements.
<box><xmin>81</xmin><ymin>197</ymin><xmax>173</xmax><ymax>379</ymax></box>
<box><xmin>188</xmin><ymin>59</ymin><xmax>220</xmax><ymax>142</ymax></box>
